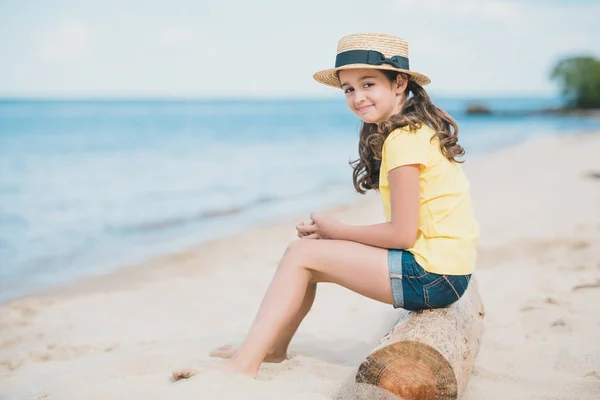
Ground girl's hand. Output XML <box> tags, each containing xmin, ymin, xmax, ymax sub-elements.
<box><xmin>297</xmin><ymin>212</ymin><xmax>343</xmax><ymax>240</ymax></box>
<box><xmin>296</xmin><ymin>221</ymin><xmax>321</xmax><ymax>239</ymax></box>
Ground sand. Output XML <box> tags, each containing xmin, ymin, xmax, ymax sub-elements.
<box><xmin>1</xmin><ymin>132</ymin><xmax>599</xmax><ymax>400</ymax></box>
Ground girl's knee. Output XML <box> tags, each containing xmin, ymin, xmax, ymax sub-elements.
<box><xmin>283</xmin><ymin>239</ymin><xmax>314</xmax><ymax>263</ymax></box>
<box><xmin>285</xmin><ymin>238</ymin><xmax>305</xmax><ymax>255</ymax></box>
<box><xmin>282</xmin><ymin>240</ymin><xmax>324</xmax><ymax>282</ymax></box>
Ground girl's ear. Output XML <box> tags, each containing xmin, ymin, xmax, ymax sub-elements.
<box><xmin>395</xmin><ymin>75</ymin><xmax>408</xmax><ymax>94</ymax></box>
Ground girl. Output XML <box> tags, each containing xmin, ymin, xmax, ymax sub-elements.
<box><xmin>172</xmin><ymin>32</ymin><xmax>479</xmax><ymax>380</ymax></box>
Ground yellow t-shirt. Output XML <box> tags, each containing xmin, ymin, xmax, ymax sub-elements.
<box><xmin>379</xmin><ymin>124</ymin><xmax>479</xmax><ymax>275</ymax></box>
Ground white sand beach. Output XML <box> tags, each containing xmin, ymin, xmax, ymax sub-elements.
<box><xmin>1</xmin><ymin>132</ymin><xmax>599</xmax><ymax>400</ymax></box>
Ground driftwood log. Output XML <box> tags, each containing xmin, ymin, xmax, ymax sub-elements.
<box><xmin>355</xmin><ymin>277</ymin><xmax>485</xmax><ymax>400</ymax></box>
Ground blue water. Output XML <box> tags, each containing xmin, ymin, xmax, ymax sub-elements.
<box><xmin>1</xmin><ymin>97</ymin><xmax>599</xmax><ymax>302</ymax></box>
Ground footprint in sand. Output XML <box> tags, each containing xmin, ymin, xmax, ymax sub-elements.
<box><xmin>29</xmin><ymin>344</ymin><xmax>100</xmax><ymax>363</ymax></box>
<box><xmin>520</xmin><ymin>305</ymin><xmax>537</xmax><ymax>312</ymax></box>
<box><xmin>544</xmin><ymin>297</ymin><xmax>560</xmax><ymax>305</ymax></box>
<box><xmin>521</xmin><ymin>296</ymin><xmax>562</xmax><ymax>312</ymax></box>
<box><xmin>0</xmin><ymin>336</ymin><xmax>24</xmax><ymax>349</ymax></box>
<box><xmin>0</xmin><ymin>359</ymin><xmax>23</xmax><ymax>371</ymax></box>
<box><xmin>584</xmin><ymin>171</ymin><xmax>600</xmax><ymax>180</ymax></box>
<box><xmin>2</xmin><ymin>300</ymin><xmax>55</xmax><ymax>328</ymax></box>
<box><xmin>584</xmin><ymin>370</ymin><xmax>600</xmax><ymax>379</ymax></box>
<box><xmin>472</xmin><ymin>366</ymin><xmax>516</xmax><ymax>382</ymax></box>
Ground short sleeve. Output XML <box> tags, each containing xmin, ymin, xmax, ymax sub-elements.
<box><xmin>383</xmin><ymin>128</ymin><xmax>429</xmax><ymax>172</ymax></box>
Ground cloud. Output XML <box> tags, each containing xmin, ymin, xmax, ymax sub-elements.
<box><xmin>503</xmin><ymin>0</ymin><xmax>599</xmax><ymax>7</ymax></box>
<box><xmin>394</xmin><ymin>0</ymin><xmax>600</xmax><ymax>20</ymax></box>
<box><xmin>40</xmin><ymin>21</ymin><xmax>91</xmax><ymax>61</ymax></box>
<box><xmin>393</xmin><ymin>0</ymin><xmax>521</xmax><ymax>20</ymax></box>
<box><xmin>157</xmin><ymin>27</ymin><xmax>195</xmax><ymax>47</ymax></box>
<box><xmin>155</xmin><ymin>26</ymin><xmax>213</xmax><ymax>51</ymax></box>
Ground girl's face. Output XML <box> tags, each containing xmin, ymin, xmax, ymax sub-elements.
<box><xmin>338</xmin><ymin>68</ymin><xmax>407</xmax><ymax>124</ymax></box>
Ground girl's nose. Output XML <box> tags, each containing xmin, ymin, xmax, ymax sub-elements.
<box><xmin>354</xmin><ymin>90</ymin><xmax>366</xmax><ymax>103</ymax></box>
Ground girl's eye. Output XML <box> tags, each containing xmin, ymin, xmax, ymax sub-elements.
<box><xmin>344</xmin><ymin>83</ymin><xmax>373</xmax><ymax>94</ymax></box>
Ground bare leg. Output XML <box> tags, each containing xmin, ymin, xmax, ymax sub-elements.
<box><xmin>172</xmin><ymin>239</ymin><xmax>392</xmax><ymax>380</ymax></box>
<box><xmin>210</xmin><ymin>283</ymin><xmax>317</xmax><ymax>362</ymax></box>
<box><xmin>271</xmin><ymin>281</ymin><xmax>317</xmax><ymax>355</ymax></box>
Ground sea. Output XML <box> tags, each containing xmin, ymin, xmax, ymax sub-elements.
<box><xmin>1</xmin><ymin>96</ymin><xmax>599</xmax><ymax>302</ymax></box>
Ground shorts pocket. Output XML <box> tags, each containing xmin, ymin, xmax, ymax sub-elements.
<box><xmin>423</xmin><ymin>275</ymin><xmax>462</xmax><ymax>309</ymax></box>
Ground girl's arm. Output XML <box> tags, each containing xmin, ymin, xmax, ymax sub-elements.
<box><xmin>335</xmin><ymin>164</ymin><xmax>420</xmax><ymax>249</ymax></box>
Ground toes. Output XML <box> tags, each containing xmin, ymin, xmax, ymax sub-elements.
<box><xmin>172</xmin><ymin>371</ymin><xmax>183</xmax><ymax>381</ymax></box>
<box><xmin>212</xmin><ymin>344</ymin><xmax>231</xmax><ymax>352</ymax></box>
<box><xmin>209</xmin><ymin>345</ymin><xmax>235</xmax><ymax>358</ymax></box>
<box><xmin>172</xmin><ymin>371</ymin><xmax>184</xmax><ymax>380</ymax></box>
<box><xmin>172</xmin><ymin>369</ymin><xmax>198</xmax><ymax>381</ymax></box>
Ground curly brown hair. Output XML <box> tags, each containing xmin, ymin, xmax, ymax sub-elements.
<box><xmin>347</xmin><ymin>70</ymin><xmax>465</xmax><ymax>194</ymax></box>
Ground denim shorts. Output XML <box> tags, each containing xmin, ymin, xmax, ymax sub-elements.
<box><xmin>388</xmin><ymin>249</ymin><xmax>471</xmax><ymax>310</ymax></box>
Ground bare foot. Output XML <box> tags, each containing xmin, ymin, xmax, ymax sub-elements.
<box><xmin>171</xmin><ymin>361</ymin><xmax>256</xmax><ymax>381</ymax></box>
<box><xmin>209</xmin><ymin>345</ymin><xmax>287</xmax><ymax>363</ymax></box>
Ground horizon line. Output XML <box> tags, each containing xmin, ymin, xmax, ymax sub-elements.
<box><xmin>0</xmin><ymin>92</ymin><xmax>562</xmax><ymax>102</ymax></box>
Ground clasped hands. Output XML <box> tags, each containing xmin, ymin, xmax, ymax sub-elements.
<box><xmin>296</xmin><ymin>212</ymin><xmax>342</xmax><ymax>240</ymax></box>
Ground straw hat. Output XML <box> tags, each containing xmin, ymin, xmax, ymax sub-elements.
<box><xmin>313</xmin><ymin>33</ymin><xmax>430</xmax><ymax>89</ymax></box>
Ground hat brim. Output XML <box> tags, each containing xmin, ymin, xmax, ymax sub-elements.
<box><xmin>313</xmin><ymin>63</ymin><xmax>431</xmax><ymax>89</ymax></box>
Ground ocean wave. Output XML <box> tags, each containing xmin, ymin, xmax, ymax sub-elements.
<box><xmin>108</xmin><ymin>194</ymin><xmax>280</xmax><ymax>234</ymax></box>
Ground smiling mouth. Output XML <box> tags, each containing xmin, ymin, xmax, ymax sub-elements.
<box><xmin>356</xmin><ymin>105</ymin><xmax>373</xmax><ymax>112</ymax></box>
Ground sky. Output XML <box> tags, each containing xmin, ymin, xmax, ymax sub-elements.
<box><xmin>0</xmin><ymin>0</ymin><xmax>599</xmax><ymax>98</ymax></box>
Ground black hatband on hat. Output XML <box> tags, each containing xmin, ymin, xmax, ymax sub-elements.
<box><xmin>335</xmin><ymin>50</ymin><xmax>410</xmax><ymax>70</ymax></box>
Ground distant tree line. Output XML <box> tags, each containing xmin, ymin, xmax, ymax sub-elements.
<box><xmin>551</xmin><ymin>56</ymin><xmax>600</xmax><ymax>109</ymax></box>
